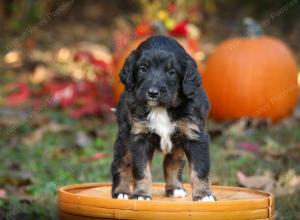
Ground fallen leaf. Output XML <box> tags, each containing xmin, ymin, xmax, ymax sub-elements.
<box><xmin>238</xmin><ymin>141</ymin><xmax>260</xmax><ymax>154</ymax></box>
<box><xmin>81</xmin><ymin>152</ymin><xmax>109</xmax><ymax>162</ymax></box>
<box><xmin>275</xmin><ymin>170</ymin><xmax>300</xmax><ymax>196</ymax></box>
<box><xmin>236</xmin><ymin>171</ymin><xmax>275</xmax><ymax>192</ymax></box>
<box><xmin>0</xmin><ymin>189</ymin><xmax>7</xmax><ymax>199</ymax></box>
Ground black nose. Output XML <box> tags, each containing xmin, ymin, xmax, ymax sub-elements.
<box><xmin>147</xmin><ymin>88</ymin><xmax>159</xmax><ymax>98</ymax></box>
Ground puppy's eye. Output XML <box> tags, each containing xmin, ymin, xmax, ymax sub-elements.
<box><xmin>139</xmin><ymin>65</ymin><xmax>148</xmax><ymax>72</ymax></box>
<box><xmin>168</xmin><ymin>69</ymin><xmax>176</xmax><ymax>76</ymax></box>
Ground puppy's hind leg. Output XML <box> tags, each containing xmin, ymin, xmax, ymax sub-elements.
<box><xmin>164</xmin><ymin>147</ymin><xmax>187</xmax><ymax>198</ymax></box>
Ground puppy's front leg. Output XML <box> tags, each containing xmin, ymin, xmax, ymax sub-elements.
<box><xmin>184</xmin><ymin>132</ymin><xmax>215</xmax><ymax>202</ymax></box>
<box><xmin>129</xmin><ymin>135</ymin><xmax>154</xmax><ymax>200</ymax></box>
<box><xmin>111</xmin><ymin>132</ymin><xmax>132</xmax><ymax>199</ymax></box>
<box><xmin>164</xmin><ymin>147</ymin><xmax>187</xmax><ymax>198</ymax></box>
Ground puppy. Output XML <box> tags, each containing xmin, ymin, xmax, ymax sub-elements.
<box><xmin>111</xmin><ymin>35</ymin><xmax>214</xmax><ymax>201</ymax></box>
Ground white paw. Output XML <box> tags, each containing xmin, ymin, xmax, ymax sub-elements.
<box><xmin>196</xmin><ymin>195</ymin><xmax>215</xmax><ymax>202</ymax></box>
<box><xmin>137</xmin><ymin>196</ymin><xmax>151</xmax><ymax>201</ymax></box>
<box><xmin>172</xmin><ymin>189</ymin><xmax>187</xmax><ymax>198</ymax></box>
<box><xmin>117</xmin><ymin>193</ymin><xmax>129</xmax><ymax>200</ymax></box>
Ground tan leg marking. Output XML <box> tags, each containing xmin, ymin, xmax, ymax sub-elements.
<box><xmin>190</xmin><ymin>166</ymin><xmax>212</xmax><ymax>199</ymax></box>
<box><xmin>164</xmin><ymin>147</ymin><xmax>186</xmax><ymax>197</ymax></box>
<box><xmin>132</xmin><ymin>162</ymin><xmax>152</xmax><ymax>198</ymax></box>
<box><xmin>114</xmin><ymin>152</ymin><xmax>132</xmax><ymax>194</ymax></box>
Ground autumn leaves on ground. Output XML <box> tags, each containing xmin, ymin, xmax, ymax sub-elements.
<box><xmin>1</xmin><ymin>1</ymin><xmax>300</xmax><ymax>220</ymax></box>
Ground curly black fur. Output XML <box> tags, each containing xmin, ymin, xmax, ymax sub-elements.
<box><xmin>111</xmin><ymin>35</ymin><xmax>212</xmax><ymax>201</ymax></box>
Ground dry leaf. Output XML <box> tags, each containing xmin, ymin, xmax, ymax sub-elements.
<box><xmin>81</xmin><ymin>152</ymin><xmax>109</xmax><ymax>162</ymax></box>
<box><xmin>238</xmin><ymin>141</ymin><xmax>260</xmax><ymax>154</ymax></box>
<box><xmin>0</xmin><ymin>189</ymin><xmax>7</xmax><ymax>199</ymax></box>
<box><xmin>275</xmin><ymin>170</ymin><xmax>300</xmax><ymax>196</ymax></box>
<box><xmin>236</xmin><ymin>171</ymin><xmax>275</xmax><ymax>192</ymax></box>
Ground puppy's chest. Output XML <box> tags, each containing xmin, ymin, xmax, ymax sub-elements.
<box><xmin>147</xmin><ymin>107</ymin><xmax>175</xmax><ymax>153</ymax></box>
<box><xmin>131</xmin><ymin>107</ymin><xmax>200</xmax><ymax>153</ymax></box>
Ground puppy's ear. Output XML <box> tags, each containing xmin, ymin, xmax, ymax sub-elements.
<box><xmin>120</xmin><ymin>50</ymin><xmax>136</xmax><ymax>91</ymax></box>
<box><xmin>182</xmin><ymin>56</ymin><xmax>201</xmax><ymax>98</ymax></box>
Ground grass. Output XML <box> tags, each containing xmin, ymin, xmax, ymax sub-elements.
<box><xmin>0</xmin><ymin>109</ymin><xmax>300</xmax><ymax>219</ymax></box>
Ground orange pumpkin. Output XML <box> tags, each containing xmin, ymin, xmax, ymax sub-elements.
<box><xmin>113</xmin><ymin>37</ymin><xmax>204</xmax><ymax>104</ymax></box>
<box><xmin>202</xmin><ymin>36</ymin><xmax>299</xmax><ymax>121</ymax></box>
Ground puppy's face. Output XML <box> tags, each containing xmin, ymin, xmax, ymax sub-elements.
<box><xmin>134</xmin><ymin>50</ymin><xmax>181</xmax><ymax>106</ymax></box>
<box><xmin>120</xmin><ymin>36</ymin><xmax>201</xmax><ymax>107</ymax></box>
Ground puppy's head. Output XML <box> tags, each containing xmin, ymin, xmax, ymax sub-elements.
<box><xmin>120</xmin><ymin>35</ymin><xmax>201</xmax><ymax>107</ymax></box>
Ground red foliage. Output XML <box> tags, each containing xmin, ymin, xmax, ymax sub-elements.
<box><xmin>40</xmin><ymin>50</ymin><xmax>115</xmax><ymax>117</ymax></box>
<box><xmin>166</xmin><ymin>3</ymin><xmax>176</xmax><ymax>13</ymax></box>
<box><xmin>43</xmin><ymin>81</ymin><xmax>76</xmax><ymax>107</ymax></box>
<box><xmin>238</xmin><ymin>141</ymin><xmax>261</xmax><ymax>154</ymax></box>
<box><xmin>5</xmin><ymin>49</ymin><xmax>114</xmax><ymax>118</ymax></box>
<box><xmin>41</xmin><ymin>78</ymin><xmax>114</xmax><ymax>118</ymax></box>
<box><xmin>6</xmin><ymin>82</ymin><xmax>30</xmax><ymax>106</ymax></box>
<box><xmin>169</xmin><ymin>20</ymin><xmax>188</xmax><ymax>37</ymax></box>
<box><xmin>134</xmin><ymin>23</ymin><xmax>153</xmax><ymax>38</ymax></box>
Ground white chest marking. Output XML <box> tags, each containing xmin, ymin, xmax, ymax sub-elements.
<box><xmin>147</xmin><ymin>107</ymin><xmax>175</xmax><ymax>154</ymax></box>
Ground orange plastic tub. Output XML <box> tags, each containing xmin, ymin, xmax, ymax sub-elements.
<box><xmin>58</xmin><ymin>183</ymin><xmax>274</xmax><ymax>220</ymax></box>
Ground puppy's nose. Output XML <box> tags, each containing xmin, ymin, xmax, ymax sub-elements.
<box><xmin>147</xmin><ymin>88</ymin><xmax>159</xmax><ymax>98</ymax></box>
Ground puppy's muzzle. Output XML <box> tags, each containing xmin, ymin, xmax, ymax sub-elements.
<box><xmin>147</xmin><ymin>88</ymin><xmax>160</xmax><ymax>99</ymax></box>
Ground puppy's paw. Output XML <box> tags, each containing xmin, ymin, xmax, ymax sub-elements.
<box><xmin>116</xmin><ymin>193</ymin><xmax>129</xmax><ymax>200</ymax></box>
<box><xmin>193</xmin><ymin>195</ymin><xmax>216</xmax><ymax>202</ymax></box>
<box><xmin>113</xmin><ymin>193</ymin><xmax>129</xmax><ymax>200</ymax></box>
<box><xmin>166</xmin><ymin>188</ymin><xmax>187</xmax><ymax>198</ymax></box>
<box><xmin>130</xmin><ymin>193</ymin><xmax>152</xmax><ymax>201</ymax></box>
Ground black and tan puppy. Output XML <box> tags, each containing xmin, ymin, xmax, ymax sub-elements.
<box><xmin>111</xmin><ymin>35</ymin><xmax>215</xmax><ymax>201</ymax></box>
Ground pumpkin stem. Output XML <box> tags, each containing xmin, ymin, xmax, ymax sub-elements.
<box><xmin>242</xmin><ymin>17</ymin><xmax>263</xmax><ymax>38</ymax></box>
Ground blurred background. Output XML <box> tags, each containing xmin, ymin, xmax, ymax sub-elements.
<box><xmin>0</xmin><ymin>0</ymin><xmax>300</xmax><ymax>219</ymax></box>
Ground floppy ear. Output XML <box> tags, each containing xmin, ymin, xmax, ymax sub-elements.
<box><xmin>120</xmin><ymin>50</ymin><xmax>136</xmax><ymax>92</ymax></box>
<box><xmin>182</xmin><ymin>56</ymin><xmax>201</xmax><ymax>98</ymax></box>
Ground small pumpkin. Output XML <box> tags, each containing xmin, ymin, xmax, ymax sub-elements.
<box><xmin>202</xmin><ymin>18</ymin><xmax>299</xmax><ymax>121</ymax></box>
<box><xmin>113</xmin><ymin>37</ymin><xmax>204</xmax><ymax>104</ymax></box>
